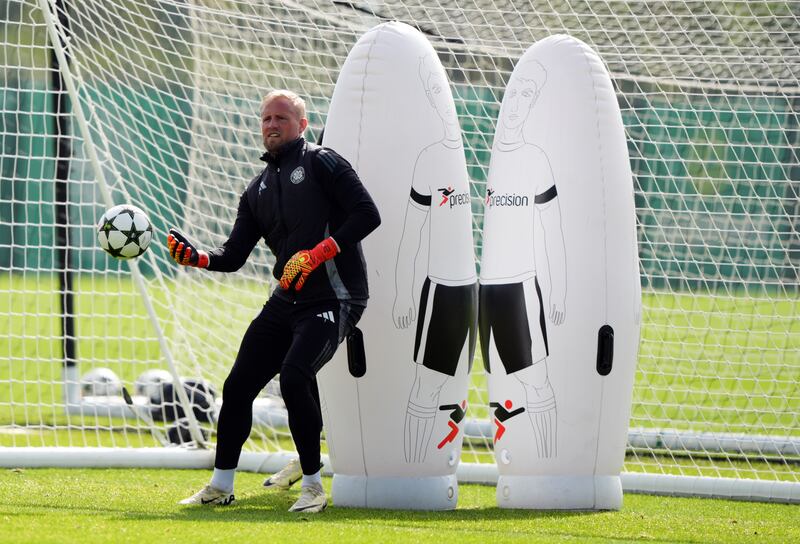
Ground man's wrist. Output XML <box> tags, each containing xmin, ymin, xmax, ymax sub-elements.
<box><xmin>196</xmin><ymin>250</ymin><xmax>210</xmax><ymax>268</ymax></box>
<box><xmin>313</xmin><ymin>237</ymin><xmax>339</xmax><ymax>262</ymax></box>
<box><xmin>328</xmin><ymin>237</ymin><xmax>340</xmax><ymax>253</ymax></box>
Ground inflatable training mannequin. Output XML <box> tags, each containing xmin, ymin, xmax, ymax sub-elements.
<box><xmin>479</xmin><ymin>35</ymin><xmax>641</xmax><ymax>510</ymax></box>
<box><xmin>317</xmin><ymin>21</ymin><xmax>477</xmax><ymax>510</ymax></box>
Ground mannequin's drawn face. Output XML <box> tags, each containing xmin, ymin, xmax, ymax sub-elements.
<box><xmin>425</xmin><ymin>71</ymin><xmax>458</xmax><ymax>127</ymax></box>
<box><xmin>502</xmin><ymin>75</ymin><xmax>538</xmax><ymax>130</ymax></box>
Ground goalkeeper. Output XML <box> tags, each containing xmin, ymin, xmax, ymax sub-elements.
<box><xmin>169</xmin><ymin>89</ymin><xmax>380</xmax><ymax>513</ymax></box>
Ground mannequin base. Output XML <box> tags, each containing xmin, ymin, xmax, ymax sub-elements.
<box><xmin>332</xmin><ymin>473</ymin><xmax>458</xmax><ymax>510</ymax></box>
<box><xmin>496</xmin><ymin>474</ymin><xmax>622</xmax><ymax>510</ymax></box>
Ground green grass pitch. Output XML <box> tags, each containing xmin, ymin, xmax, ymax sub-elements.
<box><xmin>1</xmin><ymin>274</ymin><xmax>798</xmax><ymax>541</ymax></box>
<box><xmin>1</xmin><ymin>468</ymin><xmax>798</xmax><ymax>544</ymax></box>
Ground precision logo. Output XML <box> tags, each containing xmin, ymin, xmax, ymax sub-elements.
<box><xmin>437</xmin><ymin>400</ymin><xmax>467</xmax><ymax>449</ymax></box>
<box><xmin>485</xmin><ymin>187</ymin><xmax>529</xmax><ymax>208</ymax></box>
<box><xmin>437</xmin><ymin>186</ymin><xmax>470</xmax><ymax>208</ymax></box>
<box><xmin>490</xmin><ymin>399</ymin><xmax>525</xmax><ymax>442</ymax></box>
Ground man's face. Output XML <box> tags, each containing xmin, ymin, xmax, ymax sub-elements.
<box><xmin>261</xmin><ymin>97</ymin><xmax>308</xmax><ymax>152</ymax></box>
<box><xmin>502</xmin><ymin>76</ymin><xmax>538</xmax><ymax>130</ymax></box>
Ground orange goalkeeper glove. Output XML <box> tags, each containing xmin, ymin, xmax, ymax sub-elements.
<box><xmin>166</xmin><ymin>228</ymin><xmax>209</xmax><ymax>268</ymax></box>
<box><xmin>279</xmin><ymin>237</ymin><xmax>339</xmax><ymax>291</ymax></box>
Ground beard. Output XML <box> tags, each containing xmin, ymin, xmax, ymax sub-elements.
<box><xmin>263</xmin><ymin>131</ymin><xmax>300</xmax><ymax>153</ymax></box>
<box><xmin>264</xmin><ymin>136</ymin><xmax>285</xmax><ymax>153</ymax></box>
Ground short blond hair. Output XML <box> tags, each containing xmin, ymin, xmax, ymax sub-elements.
<box><xmin>260</xmin><ymin>90</ymin><xmax>306</xmax><ymax>120</ymax></box>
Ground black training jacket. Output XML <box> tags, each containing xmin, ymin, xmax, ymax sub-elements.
<box><xmin>206</xmin><ymin>137</ymin><xmax>381</xmax><ymax>304</ymax></box>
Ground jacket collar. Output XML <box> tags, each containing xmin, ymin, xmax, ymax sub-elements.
<box><xmin>260</xmin><ymin>137</ymin><xmax>305</xmax><ymax>164</ymax></box>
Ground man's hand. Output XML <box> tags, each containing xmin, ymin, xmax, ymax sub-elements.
<box><xmin>392</xmin><ymin>294</ymin><xmax>416</xmax><ymax>329</ymax></box>
<box><xmin>166</xmin><ymin>228</ymin><xmax>209</xmax><ymax>268</ymax></box>
<box><xmin>280</xmin><ymin>237</ymin><xmax>339</xmax><ymax>291</ymax></box>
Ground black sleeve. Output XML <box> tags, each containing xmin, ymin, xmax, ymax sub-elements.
<box><xmin>410</xmin><ymin>187</ymin><xmax>431</xmax><ymax>206</ymax></box>
<box><xmin>315</xmin><ymin>149</ymin><xmax>381</xmax><ymax>247</ymax></box>
<box><xmin>206</xmin><ymin>189</ymin><xmax>262</xmax><ymax>272</ymax></box>
<box><xmin>534</xmin><ymin>184</ymin><xmax>558</xmax><ymax>204</ymax></box>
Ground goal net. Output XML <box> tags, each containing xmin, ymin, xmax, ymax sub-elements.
<box><xmin>1</xmin><ymin>0</ymin><xmax>797</xmax><ymax>502</ymax></box>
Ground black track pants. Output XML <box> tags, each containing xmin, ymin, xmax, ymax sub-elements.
<box><xmin>214</xmin><ymin>295</ymin><xmax>363</xmax><ymax>474</ymax></box>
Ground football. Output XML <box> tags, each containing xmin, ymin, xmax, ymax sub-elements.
<box><xmin>80</xmin><ymin>367</ymin><xmax>122</xmax><ymax>397</ymax></box>
<box><xmin>97</xmin><ymin>204</ymin><xmax>153</xmax><ymax>259</ymax></box>
<box><xmin>134</xmin><ymin>368</ymin><xmax>173</xmax><ymax>400</ymax></box>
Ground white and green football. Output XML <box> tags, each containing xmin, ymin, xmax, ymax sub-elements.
<box><xmin>97</xmin><ymin>204</ymin><xmax>153</xmax><ymax>259</ymax></box>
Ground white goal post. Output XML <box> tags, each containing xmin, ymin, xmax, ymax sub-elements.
<box><xmin>1</xmin><ymin>0</ymin><xmax>797</xmax><ymax>504</ymax></box>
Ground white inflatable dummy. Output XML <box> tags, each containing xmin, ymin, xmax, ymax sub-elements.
<box><xmin>318</xmin><ymin>22</ymin><xmax>477</xmax><ymax>510</ymax></box>
<box><xmin>479</xmin><ymin>35</ymin><xmax>641</xmax><ymax>510</ymax></box>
